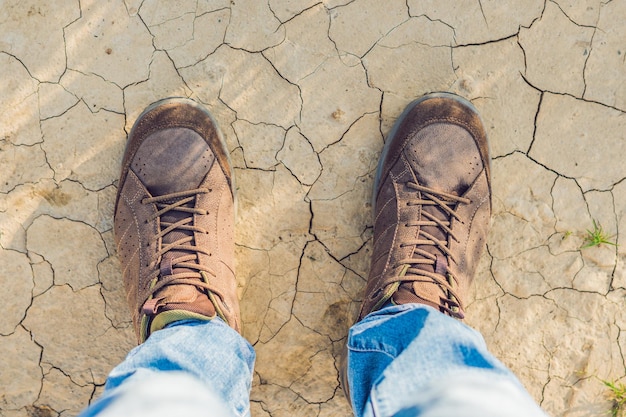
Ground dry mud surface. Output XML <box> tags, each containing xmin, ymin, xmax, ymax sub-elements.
<box><xmin>1</xmin><ymin>0</ymin><xmax>626</xmax><ymax>416</ymax></box>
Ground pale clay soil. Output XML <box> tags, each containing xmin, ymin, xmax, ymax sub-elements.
<box><xmin>1</xmin><ymin>1</ymin><xmax>626</xmax><ymax>416</ymax></box>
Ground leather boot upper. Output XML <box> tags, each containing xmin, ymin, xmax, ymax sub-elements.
<box><xmin>359</xmin><ymin>93</ymin><xmax>491</xmax><ymax>321</ymax></box>
<box><xmin>114</xmin><ymin>98</ymin><xmax>239</xmax><ymax>343</ymax></box>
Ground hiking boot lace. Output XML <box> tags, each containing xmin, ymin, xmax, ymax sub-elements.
<box><xmin>396</xmin><ymin>181</ymin><xmax>470</xmax><ymax>318</ymax></box>
<box><xmin>141</xmin><ymin>188</ymin><xmax>216</xmax><ymax>301</ymax></box>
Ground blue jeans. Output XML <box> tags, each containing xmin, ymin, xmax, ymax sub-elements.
<box><xmin>79</xmin><ymin>304</ymin><xmax>547</xmax><ymax>417</ymax></box>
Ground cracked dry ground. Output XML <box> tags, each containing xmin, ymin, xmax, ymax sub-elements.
<box><xmin>1</xmin><ymin>0</ymin><xmax>626</xmax><ymax>416</ymax></box>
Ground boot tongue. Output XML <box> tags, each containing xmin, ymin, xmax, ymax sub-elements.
<box><xmin>160</xmin><ymin>204</ymin><xmax>195</xmax><ymax>275</ymax></box>
<box><xmin>160</xmin><ymin>203</ymin><xmax>197</xmax><ymax>277</ymax></box>
<box><xmin>413</xmin><ymin>197</ymin><xmax>450</xmax><ymax>275</ymax></box>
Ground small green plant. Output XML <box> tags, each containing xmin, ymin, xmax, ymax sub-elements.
<box><xmin>582</xmin><ymin>219</ymin><xmax>618</xmax><ymax>249</ymax></box>
<box><xmin>602</xmin><ymin>379</ymin><xmax>626</xmax><ymax>417</ymax></box>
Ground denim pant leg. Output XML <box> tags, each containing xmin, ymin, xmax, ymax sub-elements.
<box><xmin>346</xmin><ymin>304</ymin><xmax>548</xmax><ymax>417</ymax></box>
<box><xmin>79</xmin><ymin>319</ymin><xmax>255</xmax><ymax>417</ymax></box>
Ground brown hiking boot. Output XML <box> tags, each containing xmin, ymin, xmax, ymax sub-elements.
<box><xmin>114</xmin><ymin>98</ymin><xmax>240</xmax><ymax>343</ymax></box>
<box><xmin>359</xmin><ymin>92</ymin><xmax>491</xmax><ymax>321</ymax></box>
